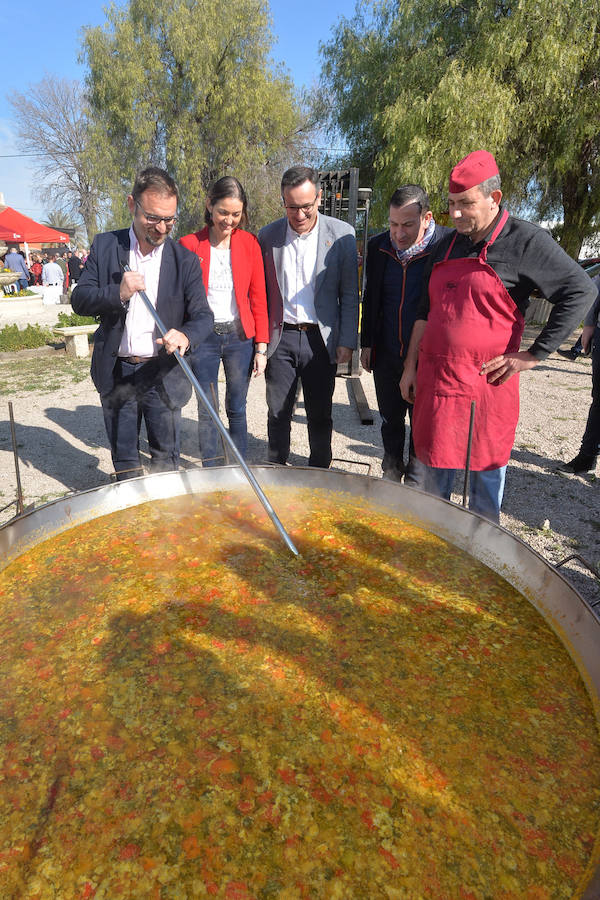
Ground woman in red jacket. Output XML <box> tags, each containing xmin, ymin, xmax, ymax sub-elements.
<box><xmin>179</xmin><ymin>177</ymin><xmax>269</xmax><ymax>465</ymax></box>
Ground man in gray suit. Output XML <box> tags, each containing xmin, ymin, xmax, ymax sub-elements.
<box><xmin>258</xmin><ymin>166</ymin><xmax>359</xmax><ymax>468</ymax></box>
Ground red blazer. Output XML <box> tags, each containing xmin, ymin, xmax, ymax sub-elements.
<box><xmin>179</xmin><ymin>226</ymin><xmax>269</xmax><ymax>343</ymax></box>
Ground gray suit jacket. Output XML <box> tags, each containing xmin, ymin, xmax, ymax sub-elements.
<box><xmin>258</xmin><ymin>214</ymin><xmax>359</xmax><ymax>362</ymax></box>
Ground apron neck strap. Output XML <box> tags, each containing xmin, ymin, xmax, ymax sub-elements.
<box><xmin>480</xmin><ymin>208</ymin><xmax>509</xmax><ymax>262</ymax></box>
<box><xmin>443</xmin><ymin>207</ymin><xmax>509</xmax><ymax>263</ymax></box>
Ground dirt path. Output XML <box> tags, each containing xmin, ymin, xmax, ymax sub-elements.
<box><xmin>0</xmin><ymin>305</ymin><xmax>598</xmax><ymax>608</ymax></box>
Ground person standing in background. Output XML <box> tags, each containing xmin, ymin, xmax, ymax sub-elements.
<box><xmin>4</xmin><ymin>245</ymin><xmax>29</xmax><ymax>290</ymax></box>
<box><xmin>72</xmin><ymin>167</ymin><xmax>214</xmax><ymax>479</ymax></box>
<box><xmin>360</xmin><ymin>185</ymin><xmax>451</xmax><ymax>483</ymax></box>
<box><xmin>41</xmin><ymin>253</ymin><xmax>64</xmax><ymax>305</ymax></box>
<box><xmin>179</xmin><ymin>176</ymin><xmax>269</xmax><ymax>466</ymax></box>
<box><xmin>557</xmin><ymin>274</ymin><xmax>600</xmax><ymax>475</ymax></box>
<box><xmin>400</xmin><ymin>150</ymin><xmax>596</xmax><ymax>522</ymax></box>
<box><xmin>258</xmin><ymin>165</ymin><xmax>359</xmax><ymax>468</ymax></box>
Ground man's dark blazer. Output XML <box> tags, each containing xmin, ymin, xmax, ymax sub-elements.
<box><xmin>72</xmin><ymin>229</ymin><xmax>213</xmax><ymax>404</ymax></box>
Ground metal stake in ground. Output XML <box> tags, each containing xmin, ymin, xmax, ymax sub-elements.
<box><xmin>8</xmin><ymin>402</ymin><xmax>24</xmax><ymax>516</ymax></box>
<box><xmin>122</xmin><ymin>266</ymin><xmax>299</xmax><ymax>556</ymax></box>
<box><xmin>462</xmin><ymin>400</ymin><xmax>476</xmax><ymax>507</ymax></box>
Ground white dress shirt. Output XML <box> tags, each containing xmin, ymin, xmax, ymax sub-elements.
<box><xmin>41</xmin><ymin>261</ymin><xmax>63</xmax><ymax>285</ymax></box>
<box><xmin>281</xmin><ymin>217</ymin><xmax>320</xmax><ymax>324</ymax></box>
<box><xmin>118</xmin><ymin>226</ymin><xmax>165</xmax><ymax>358</ymax></box>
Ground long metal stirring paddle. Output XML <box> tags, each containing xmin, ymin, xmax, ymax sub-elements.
<box><xmin>122</xmin><ymin>264</ymin><xmax>299</xmax><ymax>556</ymax></box>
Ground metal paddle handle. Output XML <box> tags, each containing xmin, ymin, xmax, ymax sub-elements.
<box><xmin>462</xmin><ymin>400</ymin><xmax>476</xmax><ymax>507</ymax></box>
<box><xmin>122</xmin><ymin>265</ymin><xmax>299</xmax><ymax>555</ymax></box>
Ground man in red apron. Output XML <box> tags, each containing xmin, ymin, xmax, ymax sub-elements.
<box><xmin>400</xmin><ymin>150</ymin><xmax>596</xmax><ymax>522</ymax></box>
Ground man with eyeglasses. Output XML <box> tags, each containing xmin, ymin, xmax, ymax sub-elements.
<box><xmin>72</xmin><ymin>167</ymin><xmax>213</xmax><ymax>480</ymax></box>
<box><xmin>258</xmin><ymin>165</ymin><xmax>359</xmax><ymax>468</ymax></box>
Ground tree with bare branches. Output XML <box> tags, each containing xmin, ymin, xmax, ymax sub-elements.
<box><xmin>9</xmin><ymin>78</ymin><xmax>104</xmax><ymax>244</ymax></box>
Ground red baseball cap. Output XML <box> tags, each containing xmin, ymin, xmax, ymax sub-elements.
<box><xmin>449</xmin><ymin>150</ymin><xmax>499</xmax><ymax>193</ymax></box>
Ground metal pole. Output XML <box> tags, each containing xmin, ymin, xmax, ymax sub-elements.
<box><xmin>347</xmin><ymin>168</ymin><xmax>359</xmax><ymax>229</ymax></box>
<box><xmin>462</xmin><ymin>401</ymin><xmax>476</xmax><ymax>507</ymax></box>
<box><xmin>123</xmin><ymin>266</ymin><xmax>298</xmax><ymax>555</ymax></box>
<box><xmin>8</xmin><ymin>402</ymin><xmax>24</xmax><ymax>516</ymax></box>
<box><xmin>361</xmin><ymin>197</ymin><xmax>371</xmax><ymax>300</ymax></box>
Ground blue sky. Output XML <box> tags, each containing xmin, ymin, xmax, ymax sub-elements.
<box><xmin>0</xmin><ymin>0</ymin><xmax>355</xmax><ymax>220</ymax></box>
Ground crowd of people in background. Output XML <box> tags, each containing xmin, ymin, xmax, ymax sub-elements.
<box><xmin>1</xmin><ymin>246</ymin><xmax>88</xmax><ymax>296</ymax></box>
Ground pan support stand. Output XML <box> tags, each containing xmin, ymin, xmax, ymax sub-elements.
<box><xmin>1</xmin><ymin>402</ymin><xmax>25</xmax><ymax>519</ymax></box>
<box><xmin>555</xmin><ymin>553</ymin><xmax>600</xmax><ymax>608</ymax></box>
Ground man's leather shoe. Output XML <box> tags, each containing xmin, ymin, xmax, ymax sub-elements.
<box><xmin>557</xmin><ymin>453</ymin><xmax>597</xmax><ymax>474</ymax></box>
<box><xmin>556</xmin><ymin>348</ymin><xmax>580</xmax><ymax>361</ymax></box>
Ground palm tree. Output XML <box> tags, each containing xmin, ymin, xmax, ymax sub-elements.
<box><xmin>43</xmin><ymin>210</ymin><xmax>85</xmax><ymax>246</ymax></box>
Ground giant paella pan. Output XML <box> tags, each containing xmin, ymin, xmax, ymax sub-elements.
<box><xmin>1</xmin><ymin>466</ymin><xmax>599</xmax><ymax>898</ymax></box>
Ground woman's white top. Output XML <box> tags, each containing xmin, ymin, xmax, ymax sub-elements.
<box><xmin>207</xmin><ymin>248</ymin><xmax>237</xmax><ymax>323</ymax></box>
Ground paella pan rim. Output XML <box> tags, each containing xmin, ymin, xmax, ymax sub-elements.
<box><xmin>1</xmin><ymin>465</ymin><xmax>599</xmax><ymax>896</ymax></box>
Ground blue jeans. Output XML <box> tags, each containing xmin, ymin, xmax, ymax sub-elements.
<box><xmin>190</xmin><ymin>329</ymin><xmax>254</xmax><ymax>466</ymax></box>
<box><xmin>421</xmin><ymin>464</ymin><xmax>507</xmax><ymax>523</ymax></box>
<box><xmin>101</xmin><ymin>358</ymin><xmax>182</xmax><ymax>480</ymax></box>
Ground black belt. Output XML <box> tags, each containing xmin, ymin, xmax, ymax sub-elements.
<box><xmin>119</xmin><ymin>355</ymin><xmax>155</xmax><ymax>364</ymax></box>
<box><xmin>214</xmin><ymin>320</ymin><xmax>240</xmax><ymax>335</ymax></box>
<box><xmin>283</xmin><ymin>322</ymin><xmax>319</xmax><ymax>332</ymax></box>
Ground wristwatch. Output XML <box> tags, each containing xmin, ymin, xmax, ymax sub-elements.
<box><xmin>255</xmin><ymin>348</ymin><xmax>267</xmax><ymax>356</ymax></box>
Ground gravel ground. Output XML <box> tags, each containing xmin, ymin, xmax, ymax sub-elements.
<box><xmin>1</xmin><ymin>298</ymin><xmax>598</xmax><ymax>608</ymax></box>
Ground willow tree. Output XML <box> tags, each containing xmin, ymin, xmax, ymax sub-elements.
<box><xmin>320</xmin><ymin>0</ymin><xmax>600</xmax><ymax>257</ymax></box>
<box><xmin>82</xmin><ymin>0</ymin><xmax>308</xmax><ymax>233</ymax></box>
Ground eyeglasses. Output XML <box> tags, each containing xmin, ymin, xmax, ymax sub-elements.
<box><xmin>282</xmin><ymin>195</ymin><xmax>319</xmax><ymax>216</ymax></box>
<box><xmin>135</xmin><ymin>201</ymin><xmax>178</xmax><ymax>227</ymax></box>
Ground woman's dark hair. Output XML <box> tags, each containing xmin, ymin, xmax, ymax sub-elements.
<box><xmin>205</xmin><ymin>176</ymin><xmax>248</xmax><ymax>229</ymax></box>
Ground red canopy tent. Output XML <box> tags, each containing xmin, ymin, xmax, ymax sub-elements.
<box><xmin>0</xmin><ymin>223</ymin><xmax>24</xmax><ymax>241</ymax></box>
<box><xmin>0</xmin><ymin>207</ymin><xmax>68</xmax><ymax>244</ymax></box>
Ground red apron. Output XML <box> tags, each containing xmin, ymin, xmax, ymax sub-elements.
<box><xmin>412</xmin><ymin>209</ymin><xmax>524</xmax><ymax>470</ymax></box>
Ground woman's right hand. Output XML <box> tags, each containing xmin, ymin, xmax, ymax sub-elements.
<box><xmin>253</xmin><ymin>343</ymin><xmax>268</xmax><ymax>377</ymax></box>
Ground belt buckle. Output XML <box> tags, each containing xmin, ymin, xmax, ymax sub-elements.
<box><xmin>214</xmin><ymin>320</ymin><xmax>237</xmax><ymax>335</ymax></box>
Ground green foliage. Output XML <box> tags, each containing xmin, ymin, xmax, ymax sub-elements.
<box><xmin>0</xmin><ymin>324</ymin><xmax>54</xmax><ymax>352</ymax></box>
<box><xmin>82</xmin><ymin>0</ymin><xmax>312</xmax><ymax>233</ymax></box>
<box><xmin>320</xmin><ymin>0</ymin><xmax>600</xmax><ymax>257</ymax></box>
<box><xmin>43</xmin><ymin>210</ymin><xmax>86</xmax><ymax>246</ymax></box>
<box><xmin>0</xmin><ymin>357</ymin><xmax>91</xmax><ymax>394</ymax></box>
<box><xmin>56</xmin><ymin>311</ymin><xmax>97</xmax><ymax>327</ymax></box>
<box><xmin>319</xmin><ymin>1</ymin><xmax>398</xmax><ymax>189</ymax></box>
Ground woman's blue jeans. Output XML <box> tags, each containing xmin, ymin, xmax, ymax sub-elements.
<box><xmin>190</xmin><ymin>329</ymin><xmax>254</xmax><ymax>466</ymax></box>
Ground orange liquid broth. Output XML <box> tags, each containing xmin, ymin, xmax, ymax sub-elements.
<box><xmin>0</xmin><ymin>487</ymin><xmax>599</xmax><ymax>899</ymax></box>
